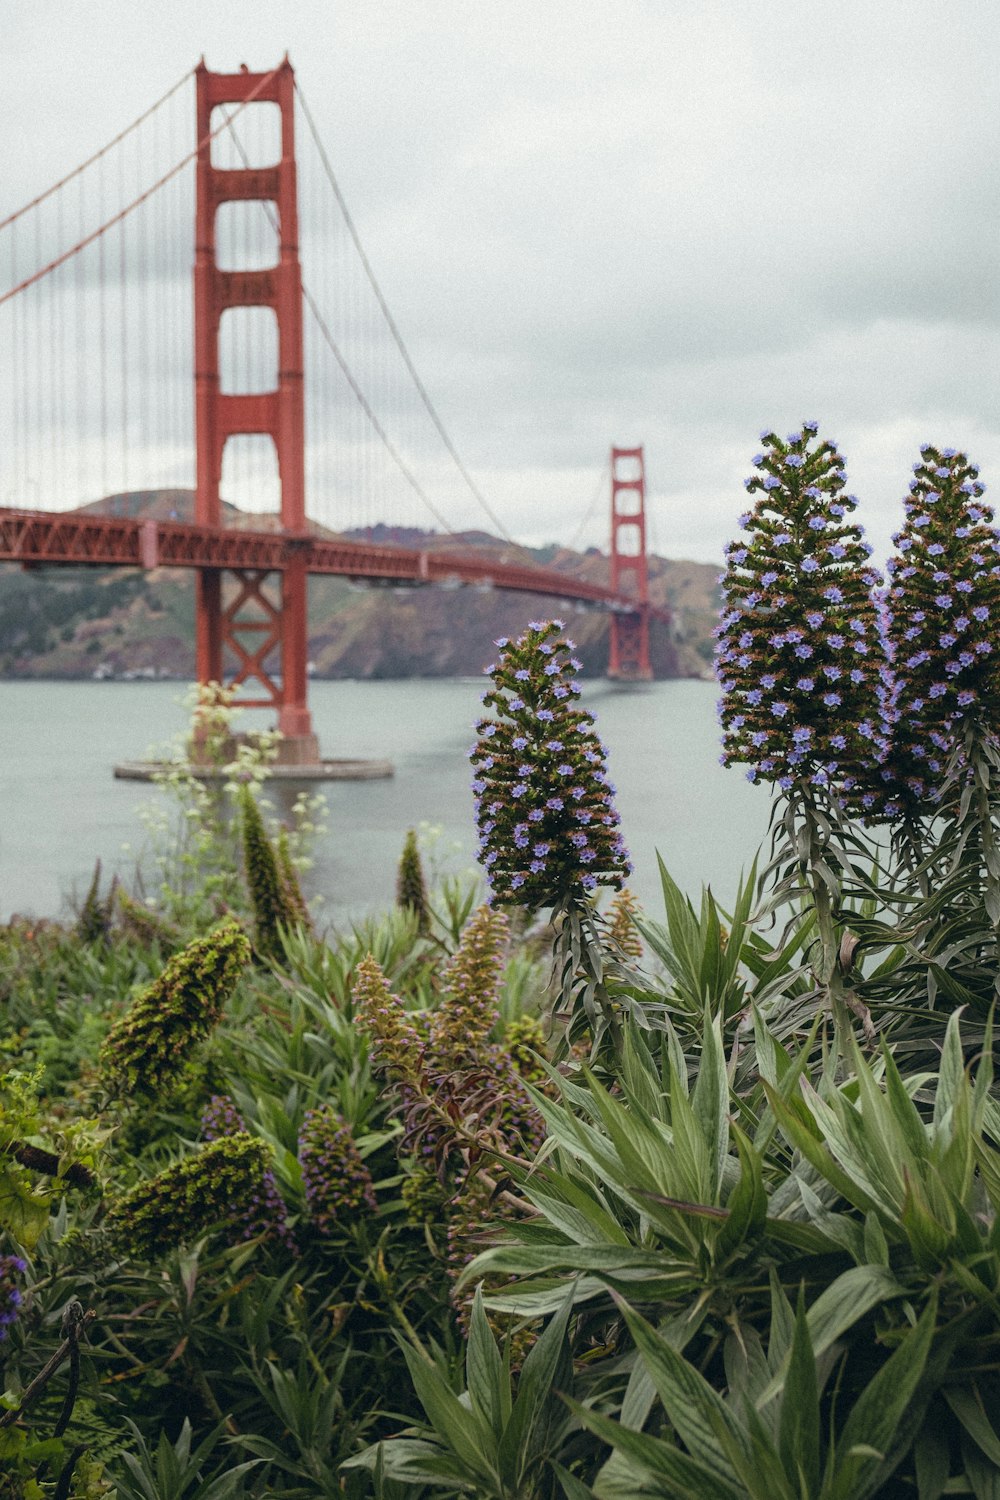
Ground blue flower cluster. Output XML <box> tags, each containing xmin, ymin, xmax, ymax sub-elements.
<box><xmin>878</xmin><ymin>445</ymin><xmax>1000</xmax><ymax>807</ymax></box>
<box><xmin>201</xmin><ymin>1094</ymin><xmax>296</xmax><ymax>1252</ymax></box>
<box><xmin>470</xmin><ymin>620</ymin><xmax>631</xmax><ymax>907</ymax></box>
<box><xmin>716</xmin><ymin>424</ymin><xmax>891</xmax><ymax>806</ymax></box>
<box><xmin>298</xmin><ymin>1106</ymin><xmax>377</xmax><ymax>1236</ymax></box>
<box><xmin>0</xmin><ymin>1254</ymin><xmax>26</xmax><ymax>1341</ymax></box>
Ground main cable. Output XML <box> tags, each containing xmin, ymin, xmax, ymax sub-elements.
<box><xmin>568</xmin><ymin>461</ymin><xmax>609</xmax><ymax>552</ymax></box>
<box><xmin>294</xmin><ymin>80</ymin><xmax>514</xmax><ymax>544</ymax></box>
<box><xmin>217</xmin><ymin>104</ymin><xmax>460</xmax><ymax>538</ymax></box>
<box><xmin>0</xmin><ymin>66</ymin><xmax>281</xmax><ymax>308</ymax></box>
<box><xmin>0</xmin><ymin>70</ymin><xmax>193</xmax><ymax>233</ymax></box>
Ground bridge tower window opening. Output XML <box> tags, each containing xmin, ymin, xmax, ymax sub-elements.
<box><xmin>210</xmin><ymin>102</ymin><xmax>282</xmax><ymax>171</ymax></box>
<box><xmin>218</xmin><ymin>305</ymin><xmax>278</xmax><ymax>396</ymax></box>
<box><xmin>214</xmin><ymin>200</ymin><xmax>280</xmax><ymax>273</ymax></box>
<box><xmin>219</xmin><ymin>432</ymin><xmax>281</xmax><ymax>523</ymax></box>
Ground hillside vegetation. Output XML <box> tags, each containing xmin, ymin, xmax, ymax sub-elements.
<box><xmin>0</xmin><ymin>490</ymin><xmax>719</xmax><ymax>680</ymax></box>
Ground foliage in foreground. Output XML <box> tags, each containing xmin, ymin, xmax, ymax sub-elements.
<box><xmin>5</xmin><ymin>427</ymin><xmax>1000</xmax><ymax>1496</ymax></box>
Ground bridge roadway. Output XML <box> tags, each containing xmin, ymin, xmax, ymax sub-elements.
<box><xmin>0</xmin><ymin>507</ymin><xmax>667</xmax><ymax>618</ymax></box>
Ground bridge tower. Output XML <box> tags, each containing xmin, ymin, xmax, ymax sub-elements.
<box><xmin>607</xmin><ymin>445</ymin><xmax>652</xmax><ymax>681</ymax></box>
<box><xmin>194</xmin><ymin>58</ymin><xmax>317</xmax><ymax>761</ymax></box>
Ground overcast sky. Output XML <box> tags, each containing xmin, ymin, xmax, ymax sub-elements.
<box><xmin>5</xmin><ymin>0</ymin><xmax>1000</xmax><ymax>565</ymax></box>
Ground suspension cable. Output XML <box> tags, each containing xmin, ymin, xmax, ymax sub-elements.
<box><xmin>0</xmin><ymin>66</ymin><xmax>281</xmax><ymax>308</ymax></box>
<box><xmin>303</xmin><ymin>284</ymin><xmax>458</xmax><ymax>535</ymax></box>
<box><xmin>568</xmin><ymin>461</ymin><xmax>609</xmax><ymax>552</ymax></box>
<box><xmin>217</xmin><ymin>104</ymin><xmax>461</xmax><ymax>538</ymax></box>
<box><xmin>0</xmin><ymin>70</ymin><xmax>193</xmax><ymax>233</ymax></box>
<box><xmin>294</xmin><ymin>79</ymin><xmax>514</xmax><ymax>544</ymax></box>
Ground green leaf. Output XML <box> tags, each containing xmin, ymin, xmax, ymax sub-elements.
<box><xmin>597</xmin><ymin>1306</ymin><xmax>708</xmax><ymax>1495</ymax></box>
<box><xmin>401</xmin><ymin>1343</ymin><xmax>497</xmax><ymax>1484</ymax></box>
<box><xmin>614</xmin><ymin>1297</ymin><xmax>751</xmax><ymax>1487</ymax></box>
<box><xmin>763</xmin><ymin>1084</ymin><xmax>884</xmax><ymax>1218</ymax></box>
<box><xmin>944</xmin><ymin>1386</ymin><xmax>1000</xmax><ymax>1468</ymax></box>
<box><xmin>914</xmin><ymin>1423</ymin><xmax>949</xmax><ymax>1500</ymax></box>
<box><xmin>715</xmin><ymin>1125</ymin><xmax>766</xmax><ymax>1262</ymax></box>
<box><xmin>497</xmin><ymin>1282</ymin><xmax>573</xmax><ymax>1488</ymax></box>
<box><xmin>571</xmin><ymin>1397</ymin><xmax>739</xmax><ymax>1500</ymax></box>
<box><xmin>877</xmin><ymin>1041</ymin><xmax>929</xmax><ymax>1164</ymax></box>
<box><xmin>0</xmin><ymin>1165</ymin><xmax>51</xmax><ymax>1250</ymax></box>
<box><xmin>829</xmin><ymin>1292</ymin><xmax>938</xmax><ymax>1500</ymax></box>
<box><xmin>935</xmin><ymin>1009</ymin><xmax>969</xmax><ymax>1135</ymax></box>
<box><xmin>582</xmin><ymin>1069</ymin><xmax>676</xmax><ymax>1200</ymax></box>
<box><xmin>961</xmin><ymin>1434</ymin><xmax>1000</xmax><ymax>1500</ymax></box>
<box><xmin>552</xmin><ymin>1462</ymin><xmax>597</xmax><ymax>1499</ymax></box>
<box><xmin>467</xmin><ymin>1287</ymin><xmax>510</xmax><ymax>1436</ymax></box>
<box><xmin>862</xmin><ymin>1211</ymin><xmax>889</xmax><ymax>1268</ymax></box>
<box><xmin>343</xmin><ymin>1437</ymin><xmax>481</xmax><ymax>1488</ymax></box>
<box><xmin>691</xmin><ymin>1011</ymin><xmax>730</xmax><ymax>1199</ymax></box>
<box><xmin>777</xmin><ymin>1291</ymin><xmax>820</xmax><ymax>1497</ymax></box>
<box><xmin>758</xmin><ymin>1265</ymin><xmax>905</xmax><ymax>1407</ymax></box>
<box><xmin>523</xmin><ymin>1174</ymin><xmax>632</xmax><ymax>1248</ymax></box>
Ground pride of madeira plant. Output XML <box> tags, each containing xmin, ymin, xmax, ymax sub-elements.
<box><xmin>881</xmin><ymin>448</ymin><xmax>1000</xmax><ymax>895</ymax></box>
<box><xmin>99</xmin><ymin>919</ymin><xmax>250</xmax><ymax>1097</ymax></box>
<box><xmin>239</xmin><ymin>785</ymin><xmax>310</xmax><ymax>962</ymax></box>
<box><xmin>716</xmin><ymin>423</ymin><xmax>890</xmax><ymax>1040</ymax></box>
<box><xmin>469</xmin><ymin>620</ymin><xmax>632</xmax><ymax>1054</ymax></box>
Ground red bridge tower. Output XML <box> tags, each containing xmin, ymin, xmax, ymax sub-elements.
<box><xmin>607</xmin><ymin>445</ymin><xmax>653</xmax><ymax>680</ymax></box>
<box><xmin>194</xmin><ymin>58</ymin><xmax>317</xmax><ymax>761</ymax></box>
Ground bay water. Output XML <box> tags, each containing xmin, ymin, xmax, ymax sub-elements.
<box><xmin>1</xmin><ymin>678</ymin><xmax>770</xmax><ymax>926</ymax></box>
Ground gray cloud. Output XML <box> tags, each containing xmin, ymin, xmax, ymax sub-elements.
<box><xmin>1</xmin><ymin>0</ymin><xmax>998</xmax><ymax>561</ymax></box>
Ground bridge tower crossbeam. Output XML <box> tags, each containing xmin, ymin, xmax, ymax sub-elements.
<box><xmin>194</xmin><ymin>57</ymin><xmax>317</xmax><ymax>759</ymax></box>
<box><xmin>607</xmin><ymin>445</ymin><xmax>653</xmax><ymax>681</ymax></box>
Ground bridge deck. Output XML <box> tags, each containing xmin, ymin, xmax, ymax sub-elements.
<box><xmin>0</xmin><ymin>508</ymin><xmax>666</xmax><ymax>617</ymax></box>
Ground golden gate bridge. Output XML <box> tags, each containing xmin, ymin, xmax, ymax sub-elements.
<box><xmin>0</xmin><ymin>58</ymin><xmax>664</xmax><ymax>763</ymax></box>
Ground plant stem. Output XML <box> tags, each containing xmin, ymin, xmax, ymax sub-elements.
<box><xmin>969</xmin><ymin>730</ymin><xmax>1000</xmax><ymax>1000</ymax></box>
<box><xmin>797</xmin><ymin>789</ymin><xmax>852</xmax><ymax>1060</ymax></box>
<box><xmin>552</xmin><ymin>895</ymin><xmax>623</xmax><ymax>1063</ymax></box>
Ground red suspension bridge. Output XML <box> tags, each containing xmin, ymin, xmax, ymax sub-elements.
<box><xmin>0</xmin><ymin>58</ymin><xmax>663</xmax><ymax>761</ymax></box>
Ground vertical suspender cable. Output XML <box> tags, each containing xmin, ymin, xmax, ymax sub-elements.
<box><xmin>10</xmin><ymin>220</ymin><xmax>18</xmax><ymax>504</ymax></box>
<box><xmin>50</xmin><ymin>198</ymin><xmax>60</xmax><ymax>507</ymax></box>
<box><xmin>34</xmin><ymin>209</ymin><xmax>42</xmax><ymax>507</ymax></box>
<box><xmin>99</xmin><ymin>154</ymin><xmax>108</xmax><ymax>499</ymax></box>
<box><xmin>76</xmin><ymin>169</ymin><xmax>85</xmax><ymax>504</ymax></box>
<box><xmin>136</xmin><ymin>118</ymin><xmax>148</xmax><ymax>482</ymax></box>
<box><xmin>119</xmin><ymin>143</ymin><xmax>129</xmax><ymax>498</ymax></box>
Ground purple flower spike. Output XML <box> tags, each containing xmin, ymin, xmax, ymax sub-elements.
<box><xmin>715</xmin><ymin>422</ymin><xmax>890</xmax><ymax>804</ymax></box>
<box><xmin>880</xmin><ymin>443</ymin><xmax>1000</xmax><ymax>809</ymax></box>
<box><xmin>0</xmin><ymin>1256</ymin><xmax>27</xmax><ymax>1342</ymax></box>
<box><xmin>468</xmin><ymin>620</ymin><xmax>630</xmax><ymax>907</ymax></box>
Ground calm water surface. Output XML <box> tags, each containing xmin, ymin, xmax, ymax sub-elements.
<box><xmin>1</xmin><ymin>679</ymin><xmax>770</xmax><ymax>924</ymax></box>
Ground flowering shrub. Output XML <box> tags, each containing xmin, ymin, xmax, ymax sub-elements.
<box><xmin>240</xmin><ymin>786</ymin><xmax>306</xmax><ymax>960</ymax></box>
<box><xmin>607</xmin><ymin>887</ymin><xmax>644</xmax><ymax>959</ymax></box>
<box><xmin>298</xmin><ymin>1106</ymin><xmax>376</xmax><ymax>1234</ymax></box>
<box><xmin>352</xmin><ymin>952</ymin><xmax>426</xmax><ymax>1082</ymax></box>
<box><xmin>503</xmin><ymin>1014</ymin><xmax>548</xmax><ymax>1085</ymax></box>
<box><xmin>716</xmin><ymin>424</ymin><xmax>889</xmax><ymax>804</ymax></box>
<box><xmin>0</xmin><ymin>1253</ymin><xmax>26</xmax><ymax>1342</ymax></box>
<box><xmin>396</xmin><ymin>828</ymin><xmax>431</xmax><ymax>934</ymax></box>
<box><xmin>99</xmin><ymin>920</ymin><xmax>250</xmax><ymax>1098</ymax></box>
<box><xmin>470</xmin><ymin>621</ymin><xmax>631</xmax><ymax>907</ymax></box>
<box><xmin>355</xmin><ymin>906</ymin><xmax>543</xmax><ymax>1167</ymax></box>
<box><xmin>353</xmin><ymin>905</ymin><xmax>547</xmax><ymax>1340</ymax></box>
<box><xmin>431</xmin><ymin>902</ymin><xmax>509</xmax><ymax>1056</ymax></box>
<box><xmin>880</xmin><ymin>444</ymin><xmax>1000</xmax><ymax>808</ymax></box>
<box><xmin>106</xmin><ymin>1134</ymin><xmax>270</xmax><ymax>1260</ymax></box>
<box><xmin>201</xmin><ymin>1093</ymin><xmax>296</xmax><ymax>1251</ymax></box>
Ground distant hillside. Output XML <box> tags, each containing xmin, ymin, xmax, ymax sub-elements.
<box><xmin>0</xmin><ymin>490</ymin><xmax>721</xmax><ymax>680</ymax></box>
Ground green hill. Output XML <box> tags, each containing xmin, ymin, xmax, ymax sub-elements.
<box><xmin>0</xmin><ymin>491</ymin><xmax>721</xmax><ymax>680</ymax></box>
